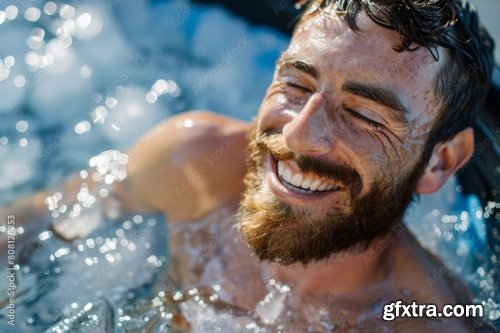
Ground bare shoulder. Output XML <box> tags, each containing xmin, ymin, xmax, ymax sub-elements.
<box><xmin>124</xmin><ymin>110</ymin><xmax>250</xmax><ymax>221</ymax></box>
<box><xmin>385</xmin><ymin>227</ymin><xmax>492</xmax><ymax>332</ymax></box>
<box><xmin>390</xmin><ymin>227</ymin><xmax>472</xmax><ymax>305</ymax></box>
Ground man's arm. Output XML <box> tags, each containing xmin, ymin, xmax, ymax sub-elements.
<box><xmin>124</xmin><ymin>110</ymin><xmax>250</xmax><ymax>221</ymax></box>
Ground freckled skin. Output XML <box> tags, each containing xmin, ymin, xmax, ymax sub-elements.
<box><xmin>256</xmin><ymin>12</ymin><xmax>445</xmax><ymax>202</ymax></box>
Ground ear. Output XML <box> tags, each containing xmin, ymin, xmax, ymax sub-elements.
<box><xmin>415</xmin><ymin>127</ymin><xmax>474</xmax><ymax>195</ymax></box>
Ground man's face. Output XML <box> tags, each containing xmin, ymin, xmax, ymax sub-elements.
<box><xmin>237</xmin><ymin>11</ymin><xmax>445</xmax><ymax>264</ymax></box>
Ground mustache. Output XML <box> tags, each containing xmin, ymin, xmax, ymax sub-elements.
<box><xmin>257</xmin><ymin>132</ymin><xmax>294</xmax><ymax>160</ymax></box>
<box><xmin>257</xmin><ymin>131</ymin><xmax>362</xmax><ymax>197</ymax></box>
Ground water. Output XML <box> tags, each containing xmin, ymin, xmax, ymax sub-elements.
<box><xmin>0</xmin><ymin>0</ymin><xmax>498</xmax><ymax>331</ymax></box>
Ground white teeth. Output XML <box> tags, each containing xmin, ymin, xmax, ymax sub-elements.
<box><xmin>290</xmin><ymin>173</ymin><xmax>303</xmax><ymax>187</ymax></box>
<box><xmin>276</xmin><ymin>160</ymin><xmax>338</xmax><ymax>192</ymax></box>
<box><xmin>283</xmin><ymin>167</ymin><xmax>292</xmax><ymax>183</ymax></box>
<box><xmin>300</xmin><ymin>178</ymin><xmax>312</xmax><ymax>189</ymax></box>
<box><xmin>278</xmin><ymin>160</ymin><xmax>284</xmax><ymax>176</ymax></box>
<box><xmin>317</xmin><ymin>183</ymin><xmax>327</xmax><ymax>191</ymax></box>
<box><xmin>310</xmin><ymin>179</ymin><xmax>321</xmax><ymax>191</ymax></box>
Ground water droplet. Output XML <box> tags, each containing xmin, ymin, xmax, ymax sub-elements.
<box><xmin>92</xmin><ymin>106</ymin><xmax>109</xmax><ymax>124</ymax></box>
<box><xmin>25</xmin><ymin>51</ymin><xmax>39</xmax><ymax>67</ymax></box>
<box><xmin>13</xmin><ymin>75</ymin><xmax>25</xmax><ymax>88</ymax></box>
<box><xmin>59</xmin><ymin>4</ymin><xmax>75</xmax><ymax>19</ymax></box>
<box><xmin>145</xmin><ymin>91</ymin><xmax>158</xmax><ymax>103</ymax></box>
<box><xmin>104</xmin><ymin>174</ymin><xmax>114</xmax><ymax>184</ymax></box>
<box><xmin>31</xmin><ymin>27</ymin><xmax>45</xmax><ymax>41</ymax></box>
<box><xmin>44</xmin><ymin>2</ymin><xmax>57</xmax><ymax>16</ymax></box>
<box><xmin>98</xmin><ymin>188</ymin><xmax>108</xmax><ymax>197</ymax></box>
<box><xmin>15</xmin><ymin>120</ymin><xmax>28</xmax><ymax>133</ymax></box>
<box><xmin>105</xmin><ymin>97</ymin><xmax>117</xmax><ymax>108</ymax></box>
<box><xmin>76</xmin><ymin>12</ymin><xmax>91</xmax><ymax>29</ymax></box>
<box><xmin>74</xmin><ymin>121</ymin><xmax>91</xmax><ymax>134</ymax></box>
<box><xmin>152</xmin><ymin>79</ymin><xmax>168</xmax><ymax>94</ymax></box>
<box><xmin>62</xmin><ymin>19</ymin><xmax>76</xmax><ymax>33</ymax></box>
<box><xmin>24</xmin><ymin>7</ymin><xmax>41</xmax><ymax>22</ymax></box>
<box><xmin>79</xmin><ymin>65</ymin><xmax>92</xmax><ymax>79</ymax></box>
<box><xmin>3</xmin><ymin>56</ymin><xmax>15</xmax><ymax>69</ymax></box>
<box><xmin>39</xmin><ymin>231</ymin><xmax>52</xmax><ymax>241</ymax></box>
<box><xmin>123</xmin><ymin>221</ymin><xmax>132</xmax><ymax>230</ymax></box>
<box><xmin>5</xmin><ymin>5</ymin><xmax>18</xmax><ymax>20</ymax></box>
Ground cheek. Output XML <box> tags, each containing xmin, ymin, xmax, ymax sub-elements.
<box><xmin>343</xmin><ymin>119</ymin><xmax>430</xmax><ymax>172</ymax></box>
<box><xmin>357</xmin><ymin>155</ymin><xmax>389</xmax><ymax>189</ymax></box>
<box><xmin>338</xmin><ymin>132</ymin><xmax>402</xmax><ymax>191</ymax></box>
<box><xmin>398</xmin><ymin>123</ymin><xmax>432</xmax><ymax>163</ymax></box>
<box><xmin>256</xmin><ymin>95</ymin><xmax>302</xmax><ymax>134</ymax></box>
<box><xmin>256</xmin><ymin>106</ymin><xmax>280</xmax><ymax>134</ymax></box>
<box><xmin>256</xmin><ymin>99</ymin><xmax>278</xmax><ymax>132</ymax></box>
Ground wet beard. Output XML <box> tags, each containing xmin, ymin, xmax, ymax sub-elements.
<box><xmin>236</xmin><ymin>126</ymin><xmax>428</xmax><ymax>265</ymax></box>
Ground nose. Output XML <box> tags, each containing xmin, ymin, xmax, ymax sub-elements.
<box><xmin>283</xmin><ymin>93</ymin><xmax>333</xmax><ymax>156</ymax></box>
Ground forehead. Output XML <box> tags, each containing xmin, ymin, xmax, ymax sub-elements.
<box><xmin>288</xmin><ymin>11</ymin><xmax>445</xmax><ymax>122</ymax></box>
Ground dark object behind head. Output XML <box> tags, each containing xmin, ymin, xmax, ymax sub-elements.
<box><xmin>458</xmin><ymin>69</ymin><xmax>500</xmax><ymax>330</ymax></box>
<box><xmin>301</xmin><ymin>0</ymin><xmax>495</xmax><ymax>151</ymax></box>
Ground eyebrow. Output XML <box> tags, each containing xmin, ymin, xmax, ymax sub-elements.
<box><xmin>276</xmin><ymin>54</ymin><xmax>410</xmax><ymax>124</ymax></box>
<box><xmin>342</xmin><ymin>81</ymin><xmax>410</xmax><ymax>124</ymax></box>
<box><xmin>276</xmin><ymin>55</ymin><xmax>319</xmax><ymax>79</ymax></box>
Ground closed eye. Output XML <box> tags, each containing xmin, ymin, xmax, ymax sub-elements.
<box><xmin>281</xmin><ymin>80</ymin><xmax>312</xmax><ymax>93</ymax></box>
<box><xmin>344</xmin><ymin>107</ymin><xmax>384</xmax><ymax>130</ymax></box>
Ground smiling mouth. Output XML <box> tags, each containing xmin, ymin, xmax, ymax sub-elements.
<box><xmin>274</xmin><ymin>158</ymin><xmax>342</xmax><ymax>194</ymax></box>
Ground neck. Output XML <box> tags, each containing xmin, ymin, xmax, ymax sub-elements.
<box><xmin>266</xmin><ymin>222</ymin><xmax>405</xmax><ymax>296</ymax></box>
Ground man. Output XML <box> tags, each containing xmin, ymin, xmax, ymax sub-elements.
<box><xmin>2</xmin><ymin>0</ymin><xmax>495</xmax><ymax>331</ymax></box>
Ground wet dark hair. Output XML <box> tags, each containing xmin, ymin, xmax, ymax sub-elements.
<box><xmin>300</xmin><ymin>0</ymin><xmax>495</xmax><ymax>154</ymax></box>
